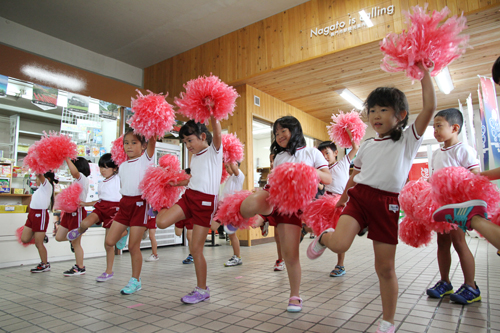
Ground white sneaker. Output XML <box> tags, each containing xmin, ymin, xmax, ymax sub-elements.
<box><xmin>274</xmin><ymin>259</ymin><xmax>285</xmax><ymax>271</ymax></box>
<box><xmin>224</xmin><ymin>255</ymin><xmax>242</xmax><ymax>267</ymax></box>
<box><xmin>145</xmin><ymin>254</ymin><xmax>159</xmax><ymax>262</ymax></box>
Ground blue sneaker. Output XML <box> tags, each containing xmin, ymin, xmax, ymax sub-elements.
<box><xmin>450</xmin><ymin>283</ymin><xmax>481</xmax><ymax>304</ymax></box>
<box><xmin>116</xmin><ymin>228</ymin><xmax>129</xmax><ymax>250</ymax></box>
<box><xmin>224</xmin><ymin>224</ymin><xmax>238</xmax><ymax>235</ymax></box>
<box><xmin>120</xmin><ymin>277</ymin><xmax>142</xmax><ymax>295</ymax></box>
<box><xmin>427</xmin><ymin>280</ymin><xmax>453</xmax><ymax>298</ymax></box>
<box><xmin>182</xmin><ymin>254</ymin><xmax>194</xmax><ymax>264</ymax></box>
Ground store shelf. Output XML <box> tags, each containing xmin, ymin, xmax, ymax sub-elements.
<box><xmin>19</xmin><ymin>130</ymin><xmax>43</xmax><ymax>137</ymax></box>
<box><xmin>17</xmin><ymin>151</ymin><xmax>27</xmax><ymax>155</ymax></box>
<box><xmin>0</xmin><ymin>177</ymin><xmax>10</xmax><ymax>180</ymax></box>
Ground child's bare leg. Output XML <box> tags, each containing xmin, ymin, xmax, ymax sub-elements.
<box><xmin>55</xmin><ymin>226</ymin><xmax>69</xmax><ymax>242</ymax></box>
<box><xmin>186</xmin><ymin>229</ymin><xmax>193</xmax><ymax>244</ymax></box>
<box><xmin>157</xmin><ymin>205</ymin><xmax>186</xmax><ymax>229</ymax></box>
<box><xmin>470</xmin><ymin>216</ymin><xmax>500</xmax><ymax>250</ymax></box>
<box><xmin>78</xmin><ymin>213</ymin><xmax>100</xmax><ymax>234</ymax></box>
<box><xmin>105</xmin><ymin>221</ymin><xmax>128</xmax><ymax>247</ymax></box>
<box><xmin>191</xmin><ymin>225</ymin><xmax>209</xmax><ymax>289</ymax></box>
<box><xmin>274</xmin><ymin>227</ymin><xmax>283</xmax><ymax>260</ymax></box>
<box><xmin>21</xmin><ymin>226</ymin><xmax>34</xmax><ymax>244</ymax></box>
<box><xmin>450</xmin><ymin>229</ymin><xmax>476</xmax><ymax>287</ymax></box>
<box><xmin>336</xmin><ymin>252</ymin><xmax>345</xmax><ymax>267</ymax></box>
<box><xmin>374</xmin><ymin>241</ymin><xmax>398</xmax><ymax>324</ymax></box>
<box><xmin>229</xmin><ymin>233</ymin><xmax>240</xmax><ymax>257</ymax></box>
<box><xmin>210</xmin><ymin>221</ymin><xmax>220</xmax><ymax>232</ymax></box>
<box><xmin>436</xmin><ymin>233</ymin><xmax>452</xmax><ymax>283</ymax></box>
<box><xmin>72</xmin><ymin>236</ymin><xmax>84</xmax><ymax>268</ymax></box>
<box><xmin>149</xmin><ymin>229</ymin><xmax>158</xmax><ymax>256</ymax></box>
<box><xmin>319</xmin><ymin>215</ymin><xmax>360</xmax><ymax>253</ymax></box>
<box><xmin>129</xmin><ymin>226</ymin><xmax>146</xmax><ymax>279</ymax></box>
<box><xmin>277</xmin><ymin>223</ymin><xmax>301</xmax><ymax>304</ymax></box>
<box><xmin>34</xmin><ymin>232</ymin><xmax>48</xmax><ymax>263</ymax></box>
<box><xmin>240</xmin><ymin>190</ymin><xmax>273</xmax><ymax>218</ymax></box>
<box><xmin>104</xmin><ymin>229</ymin><xmax>114</xmax><ymax>274</ymax></box>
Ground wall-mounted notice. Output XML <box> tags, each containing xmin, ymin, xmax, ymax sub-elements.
<box><xmin>32</xmin><ymin>83</ymin><xmax>58</xmax><ymax>110</ymax></box>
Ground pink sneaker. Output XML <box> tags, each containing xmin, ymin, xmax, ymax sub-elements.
<box><xmin>376</xmin><ymin>320</ymin><xmax>395</xmax><ymax>333</ymax></box>
<box><xmin>432</xmin><ymin>200</ymin><xmax>487</xmax><ymax>232</ymax></box>
<box><xmin>306</xmin><ymin>228</ymin><xmax>334</xmax><ymax>260</ymax></box>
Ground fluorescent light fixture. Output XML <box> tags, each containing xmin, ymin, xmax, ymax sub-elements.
<box><xmin>21</xmin><ymin>64</ymin><xmax>87</xmax><ymax>92</ymax></box>
<box><xmin>336</xmin><ymin>89</ymin><xmax>364</xmax><ymax>110</ymax></box>
<box><xmin>358</xmin><ymin>10</ymin><xmax>374</xmax><ymax>27</ymax></box>
<box><xmin>434</xmin><ymin>66</ymin><xmax>454</xmax><ymax>94</ymax></box>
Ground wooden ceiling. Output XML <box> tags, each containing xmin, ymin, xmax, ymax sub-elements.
<box><xmin>244</xmin><ymin>5</ymin><xmax>500</xmax><ymax>123</ymax></box>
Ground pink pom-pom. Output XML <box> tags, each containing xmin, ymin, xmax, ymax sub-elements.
<box><xmin>23</xmin><ymin>143</ymin><xmax>46</xmax><ymax>174</ymax></box>
<box><xmin>430</xmin><ymin>167</ymin><xmax>500</xmax><ymax>216</ymax></box>
<box><xmin>214</xmin><ymin>190</ymin><xmax>257</xmax><ymax>229</ymax></box>
<box><xmin>27</xmin><ymin>131</ymin><xmax>77</xmax><ymax>172</ymax></box>
<box><xmin>400</xmin><ymin>179</ymin><xmax>438</xmax><ymax>222</ymax></box>
<box><xmin>399</xmin><ymin>216</ymin><xmax>433</xmax><ymax>248</ymax></box>
<box><xmin>16</xmin><ymin>226</ymin><xmax>35</xmax><ymax>247</ymax></box>
<box><xmin>174</xmin><ymin>74</ymin><xmax>239</xmax><ymax>124</ymax></box>
<box><xmin>129</xmin><ymin>90</ymin><xmax>175</xmax><ymax>139</ymax></box>
<box><xmin>54</xmin><ymin>183</ymin><xmax>82</xmax><ymax>212</ymax></box>
<box><xmin>302</xmin><ymin>194</ymin><xmax>343</xmax><ymax>235</ymax></box>
<box><xmin>327</xmin><ymin>110</ymin><xmax>366</xmax><ymax>148</ymax></box>
<box><xmin>158</xmin><ymin>154</ymin><xmax>181</xmax><ymax>169</ymax></box>
<box><xmin>221</xmin><ymin>165</ymin><xmax>229</xmax><ymax>184</ymax></box>
<box><xmin>111</xmin><ymin>135</ymin><xmax>128</xmax><ymax>166</ymax></box>
<box><xmin>380</xmin><ymin>4</ymin><xmax>469</xmax><ymax>81</ymax></box>
<box><xmin>267</xmin><ymin>162</ymin><xmax>319</xmax><ymax>216</ymax></box>
<box><xmin>222</xmin><ymin>133</ymin><xmax>244</xmax><ymax>163</ymax></box>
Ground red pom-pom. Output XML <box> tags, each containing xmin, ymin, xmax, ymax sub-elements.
<box><xmin>222</xmin><ymin>133</ymin><xmax>244</xmax><ymax>163</ymax></box>
<box><xmin>174</xmin><ymin>74</ymin><xmax>239</xmax><ymax>124</ymax></box>
<box><xmin>129</xmin><ymin>90</ymin><xmax>175</xmax><ymax>139</ymax></box>
<box><xmin>221</xmin><ymin>165</ymin><xmax>229</xmax><ymax>184</ymax></box>
<box><xmin>23</xmin><ymin>142</ymin><xmax>46</xmax><ymax>174</ymax></box>
<box><xmin>399</xmin><ymin>216</ymin><xmax>433</xmax><ymax>248</ymax></box>
<box><xmin>327</xmin><ymin>110</ymin><xmax>366</xmax><ymax>148</ymax></box>
<box><xmin>400</xmin><ymin>179</ymin><xmax>438</xmax><ymax>222</ymax></box>
<box><xmin>214</xmin><ymin>190</ymin><xmax>257</xmax><ymax>229</ymax></box>
<box><xmin>16</xmin><ymin>226</ymin><xmax>35</xmax><ymax>247</ymax></box>
<box><xmin>302</xmin><ymin>194</ymin><xmax>343</xmax><ymax>235</ymax></box>
<box><xmin>158</xmin><ymin>154</ymin><xmax>181</xmax><ymax>169</ymax></box>
<box><xmin>111</xmin><ymin>135</ymin><xmax>128</xmax><ymax>166</ymax></box>
<box><xmin>380</xmin><ymin>5</ymin><xmax>469</xmax><ymax>81</ymax></box>
<box><xmin>54</xmin><ymin>183</ymin><xmax>83</xmax><ymax>212</ymax></box>
<box><xmin>25</xmin><ymin>131</ymin><xmax>77</xmax><ymax>173</ymax></box>
<box><xmin>267</xmin><ymin>162</ymin><xmax>319</xmax><ymax>216</ymax></box>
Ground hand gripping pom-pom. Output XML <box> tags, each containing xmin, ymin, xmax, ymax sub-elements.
<box><xmin>380</xmin><ymin>4</ymin><xmax>469</xmax><ymax>81</ymax></box>
<box><xmin>327</xmin><ymin>110</ymin><xmax>366</xmax><ymax>148</ymax></box>
<box><xmin>129</xmin><ymin>90</ymin><xmax>175</xmax><ymax>139</ymax></box>
<box><xmin>221</xmin><ymin>164</ymin><xmax>230</xmax><ymax>184</ymax></box>
<box><xmin>399</xmin><ymin>216</ymin><xmax>433</xmax><ymax>248</ymax></box>
<box><xmin>16</xmin><ymin>226</ymin><xmax>35</xmax><ymax>247</ymax></box>
<box><xmin>54</xmin><ymin>183</ymin><xmax>83</xmax><ymax>213</ymax></box>
<box><xmin>302</xmin><ymin>194</ymin><xmax>343</xmax><ymax>236</ymax></box>
<box><xmin>222</xmin><ymin>133</ymin><xmax>244</xmax><ymax>163</ymax></box>
<box><xmin>111</xmin><ymin>135</ymin><xmax>128</xmax><ymax>166</ymax></box>
<box><xmin>174</xmin><ymin>74</ymin><xmax>239</xmax><ymax>124</ymax></box>
<box><xmin>267</xmin><ymin>163</ymin><xmax>319</xmax><ymax>216</ymax></box>
<box><xmin>214</xmin><ymin>190</ymin><xmax>257</xmax><ymax>229</ymax></box>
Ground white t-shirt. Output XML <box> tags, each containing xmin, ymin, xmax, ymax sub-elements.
<box><xmin>431</xmin><ymin>142</ymin><xmax>480</xmax><ymax>173</ymax></box>
<box><xmin>98</xmin><ymin>174</ymin><xmax>122</xmax><ymax>202</ymax></box>
<box><xmin>75</xmin><ymin>172</ymin><xmax>89</xmax><ymax>202</ymax></box>
<box><xmin>119</xmin><ymin>152</ymin><xmax>153</xmax><ymax>196</ymax></box>
<box><xmin>30</xmin><ymin>179</ymin><xmax>53</xmax><ymax>209</ymax></box>
<box><xmin>274</xmin><ymin>146</ymin><xmax>329</xmax><ymax>170</ymax></box>
<box><xmin>325</xmin><ymin>154</ymin><xmax>351</xmax><ymax>195</ymax></box>
<box><xmin>187</xmin><ymin>142</ymin><xmax>223</xmax><ymax>196</ymax></box>
<box><xmin>353</xmin><ymin>123</ymin><xmax>423</xmax><ymax>193</ymax></box>
<box><xmin>221</xmin><ymin>170</ymin><xmax>245</xmax><ymax>200</ymax></box>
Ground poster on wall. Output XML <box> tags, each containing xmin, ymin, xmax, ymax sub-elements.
<box><xmin>99</xmin><ymin>100</ymin><xmax>119</xmax><ymax>120</ymax></box>
<box><xmin>479</xmin><ymin>76</ymin><xmax>500</xmax><ymax>173</ymax></box>
<box><xmin>0</xmin><ymin>74</ymin><xmax>7</xmax><ymax>98</ymax></box>
<box><xmin>31</xmin><ymin>83</ymin><xmax>58</xmax><ymax>110</ymax></box>
<box><xmin>66</xmin><ymin>92</ymin><xmax>89</xmax><ymax>114</ymax></box>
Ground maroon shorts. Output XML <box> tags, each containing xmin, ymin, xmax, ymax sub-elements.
<box><xmin>25</xmin><ymin>209</ymin><xmax>50</xmax><ymax>233</ymax></box>
<box><xmin>60</xmin><ymin>207</ymin><xmax>88</xmax><ymax>231</ymax></box>
<box><xmin>341</xmin><ymin>184</ymin><xmax>400</xmax><ymax>245</ymax></box>
<box><xmin>176</xmin><ymin>189</ymin><xmax>217</xmax><ymax>228</ymax></box>
<box><xmin>113</xmin><ymin>195</ymin><xmax>148</xmax><ymax>228</ymax></box>
<box><xmin>175</xmin><ymin>218</ymin><xmax>194</xmax><ymax>230</ymax></box>
<box><xmin>262</xmin><ymin>184</ymin><xmax>301</xmax><ymax>227</ymax></box>
<box><xmin>93</xmin><ymin>200</ymin><xmax>120</xmax><ymax>229</ymax></box>
<box><xmin>147</xmin><ymin>216</ymin><xmax>157</xmax><ymax>229</ymax></box>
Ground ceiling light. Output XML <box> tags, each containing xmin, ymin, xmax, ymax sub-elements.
<box><xmin>434</xmin><ymin>66</ymin><xmax>454</xmax><ymax>94</ymax></box>
<box><xmin>358</xmin><ymin>10</ymin><xmax>374</xmax><ymax>27</ymax></box>
<box><xmin>336</xmin><ymin>89</ymin><xmax>364</xmax><ymax>110</ymax></box>
<box><xmin>20</xmin><ymin>64</ymin><xmax>87</xmax><ymax>92</ymax></box>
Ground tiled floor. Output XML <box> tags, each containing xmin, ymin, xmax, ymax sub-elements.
<box><xmin>0</xmin><ymin>233</ymin><xmax>499</xmax><ymax>333</ymax></box>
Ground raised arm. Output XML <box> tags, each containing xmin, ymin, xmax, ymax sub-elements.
<box><xmin>480</xmin><ymin>167</ymin><xmax>500</xmax><ymax>180</ymax></box>
<box><xmin>228</xmin><ymin>162</ymin><xmax>239</xmax><ymax>176</ymax></box>
<box><xmin>347</xmin><ymin>128</ymin><xmax>360</xmax><ymax>160</ymax></box>
<box><xmin>66</xmin><ymin>157</ymin><xmax>80</xmax><ymax>179</ymax></box>
<box><xmin>414</xmin><ymin>63</ymin><xmax>437</xmax><ymax>136</ymax></box>
<box><xmin>36</xmin><ymin>174</ymin><xmax>46</xmax><ymax>187</ymax></box>
<box><xmin>146</xmin><ymin>135</ymin><xmax>157</xmax><ymax>158</ymax></box>
<box><xmin>210</xmin><ymin>116</ymin><xmax>222</xmax><ymax>151</ymax></box>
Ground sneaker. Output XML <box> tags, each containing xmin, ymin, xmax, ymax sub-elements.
<box><xmin>427</xmin><ymin>280</ymin><xmax>453</xmax><ymax>298</ymax></box>
<box><xmin>96</xmin><ymin>272</ymin><xmax>114</xmax><ymax>282</ymax></box>
<box><xmin>450</xmin><ymin>283</ymin><xmax>481</xmax><ymax>304</ymax></box>
<box><xmin>31</xmin><ymin>262</ymin><xmax>50</xmax><ymax>273</ymax></box>
<box><xmin>432</xmin><ymin>200</ymin><xmax>488</xmax><ymax>232</ymax></box>
<box><xmin>43</xmin><ymin>235</ymin><xmax>49</xmax><ymax>243</ymax></box>
<box><xmin>224</xmin><ymin>224</ymin><xmax>238</xmax><ymax>235</ymax></box>
<box><xmin>121</xmin><ymin>277</ymin><xmax>142</xmax><ymax>295</ymax></box>
<box><xmin>145</xmin><ymin>254</ymin><xmax>159</xmax><ymax>262</ymax></box>
<box><xmin>306</xmin><ymin>228</ymin><xmax>334</xmax><ymax>260</ymax></box>
<box><xmin>181</xmin><ymin>286</ymin><xmax>210</xmax><ymax>304</ymax></box>
<box><xmin>224</xmin><ymin>255</ymin><xmax>242</xmax><ymax>267</ymax></box>
<box><xmin>286</xmin><ymin>296</ymin><xmax>303</xmax><ymax>312</ymax></box>
<box><xmin>376</xmin><ymin>320</ymin><xmax>395</xmax><ymax>333</ymax></box>
<box><xmin>261</xmin><ymin>221</ymin><xmax>269</xmax><ymax>237</ymax></box>
<box><xmin>330</xmin><ymin>265</ymin><xmax>346</xmax><ymax>277</ymax></box>
<box><xmin>358</xmin><ymin>227</ymin><xmax>368</xmax><ymax>237</ymax></box>
<box><xmin>182</xmin><ymin>254</ymin><xmax>194</xmax><ymax>264</ymax></box>
<box><xmin>67</xmin><ymin>228</ymin><xmax>82</xmax><ymax>241</ymax></box>
<box><xmin>274</xmin><ymin>259</ymin><xmax>285</xmax><ymax>271</ymax></box>
<box><xmin>116</xmin><ymin>228</ymin><xmax>129</xmax><ymax>250</ymax></box>
<box><xmin>63</xmin><ymin>265</ymin><xmax>85</xmax><ymax>277</ymax></box>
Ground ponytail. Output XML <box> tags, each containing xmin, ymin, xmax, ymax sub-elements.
<box><xmin>43</xmin><ymin>171</ymin><xmax>58</xmax><ymax>212</ymax></box>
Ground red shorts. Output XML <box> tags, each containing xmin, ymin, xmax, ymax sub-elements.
<box><xmin>341</xmin><ymin>184</ymin><xmax>400</xmax><ymax>245</ymax></box>
<box><xmin>93</xmin><ymin>200</ymin><xmax>120</xmax><ymax>229</ymax></box>
<box><xmin>25</xmin><ymin>209</ymin><xmax>50</xmax><ymax>233</ymax></box>
<box><xmin>60</xmin><ymin>207</ymin><xmax>88</xmax><ymax>231</ymax></box>
<box><xmin>113</xmin><ymin>195</ymin><xmax>148</xmax><ymax>228</ymax></box>
<box><xmin>262</xmin><ymin>185</ymin><xmax>301</xmax><ymax>227</ymax></box>
<box><xmin>175</xmin><ymin>218</ymin><xmax>194</xmax><ymax>230</ymax></box>
<box><xmin>147</xmin><ymin>216</ymin><xmax>157</xmax><ymax>229</ymax></box>
<box><xmin>176</xmin><ymin>189</ymin><xmax>217</xmax><ymax>228</ymax></box>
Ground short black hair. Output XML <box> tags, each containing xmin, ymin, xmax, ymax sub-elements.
<box><xmin>123</xmin><ymin>128</ymin><xmax>147</xmax><ymax>146</ymax></box>
<box><xmin>435</xmin><ymin>108</ymin><xmax>464</xmax><ymax>134</ymax></box>
<box><xmin>98</xmin><ymin>153</ymin><xmax>118</xmax><ymax>169</ymax></box>
<box><xmin>179</xmin><ymin>120</ymin><xmax>212</xmax><ymax>145</ymax></box>
<box><xmin>493</xmin><ymin>56</ymin><xmax>500</xmax><ymax>85</ymax></box>
<box><xmin>270</xmin><ymin>116</ymin><xmax>306</xmax><ymax>156</ymax></box>
<box><xmin>318</xmin><ymin>141</ymin><xmax>337</xmax><ymax>152</ymax></box>
<box><xmin>73</xmin><ymin>157</ymin><xmax>90</xmax><ymax>177</ymax></box>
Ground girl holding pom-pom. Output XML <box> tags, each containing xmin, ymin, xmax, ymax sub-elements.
<box><xmin>156</xmin><ymin>117</ymin><xmax>222</xmax><ymax>304</ymax></box>
<box><xmin>66</xmin><ymin>153</ymin><xmax>122</xmax><ymax>282</ymax></box>
<box><xmin>55</xmin><ymin>157</ymin><xmax>90</xmax><ymax>276</ymax></box>
<box><xmin>240</xmin><ymin>116</ymin><xmax>332</xmax><ymax>312</ymax></box>
<box><xmin>307</xmin><ymin>63</ymin><xmax>436</xmax><ymax>333</ymax></box>
<box><xmin>21</xmin><ymin>172</ymin><xmax>57</xmax><ymax>273</ymax></box>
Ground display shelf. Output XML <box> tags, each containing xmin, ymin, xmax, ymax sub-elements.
<box><xmin>18</xmin><ymin>130</ymin><xmax>43</xmax><ymax>137</ymax></box>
